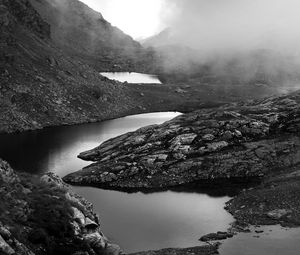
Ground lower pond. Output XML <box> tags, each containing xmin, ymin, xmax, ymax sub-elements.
<box><xmin>0</xmin><ymin>112</ymin><xmax>299</xmax><ymax>254</ymax></box>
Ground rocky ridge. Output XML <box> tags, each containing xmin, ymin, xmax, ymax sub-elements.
<box><xmin>63</xmin><ymin>90</ymin><xmax>300</xmax><ymax>191</ymax></box>
<box><xmin>0</xmin><ymin>159</ymin><xmax>123</xmax><ymax>255</ymax></box>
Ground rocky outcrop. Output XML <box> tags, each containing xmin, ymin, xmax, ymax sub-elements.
<box><xmin>129</xmin><ymin>245</ymin><xmax>219</xmax><ymax>255</ymax></box>
<box><xmin>0</xmin><ymin>0</ymin><xmax>50</xmax><ymax>38</ymax></box>
<box><xmin>225</xmin><ymin>167</ymin><xmax>300</xmax><ymax>228</ymax></box>
<box><xmin>199</xmin><ymin>232</ymin><xmax>234</xmax><ymax>242</ymax></box>
<box><xmin>63</xmin><ymin>90</ymin><xmax>300</xmax><ymax>190</ymax></box>
<box><xmin>0</xmin><ymin>159</ymin><xmax>123</xmax><ymax>255</ymax></box>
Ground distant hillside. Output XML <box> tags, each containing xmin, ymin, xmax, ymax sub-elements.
<box><xmin>141</xmin><ymin>28</ymin><xmax>173</xmax><ymax>48</ymax></box>
<box><xmin>29</xmin><ymin>0</ymin><xmax>151</xmax><ymax>71</ymax></box>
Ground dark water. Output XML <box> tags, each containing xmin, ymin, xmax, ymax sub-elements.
<box><xmin>100</xmin><ymin>72</ymin><xmax>162</xmax><ymax>84</ymax></box>
<box><xmin>0</xmin><ymin>112</ymin><xmax>299</xmax><ymax>254</ymax></box>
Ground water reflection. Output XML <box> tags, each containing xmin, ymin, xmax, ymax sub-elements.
<box><xmin>0</xmin><ymin>112</ymin><xmax>180</xmax><ymax>176</ymax></box>
<box><xmin>100</xmin><ymin>72</ymin><xmax>162</xmax><ymax>84</ymax></box>
<box><xmin>0</xmin><ymin>112</ymin><xmax>234</xmax><ymax>253</ymax></box>
<box><xmin>73</xmin><ymin>186</ymin><xmax>232</xmax><ymax>253</ymax></box>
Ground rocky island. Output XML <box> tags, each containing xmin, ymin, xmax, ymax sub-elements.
<box><xmin>64</xmin><ymin>89</ymin><xmax>300</xmax><ymax>230</ymax></box>
<box><xmin>64</xmin><ymin>91</ymin><xmax>300</xmax><ymax>189</ymax></box>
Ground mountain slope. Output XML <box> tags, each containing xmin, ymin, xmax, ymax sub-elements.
<box><xmin>0</xmin><ymin>0</ymin><xmax>146</xmax><ymax>133</ymax></box>
<box><xmin>29</xmin><ymin>0</ymin><xmax>151</xmax><ymax>71</ymax></box>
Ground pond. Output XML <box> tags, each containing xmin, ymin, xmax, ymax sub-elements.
<box><xmin>0</xmin><ymin>112</ymin><xmax>232</xmax><ymax>253</ymax></box>
<box><xmin>100</xmin><ymin>72</ymin><xmax>162</xmax><ymax>84</ymax></box>
<box><xmin>0</xmin><ymin>112</ymin><xmax>299</xmax><ymax>254</ymax></box>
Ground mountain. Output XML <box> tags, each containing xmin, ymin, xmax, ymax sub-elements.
<box><xmin>29</xmin><ymin>0</ymin><xmax>150</xmax><ymax>71</ymax></box>
<box><xmin>141</xmin><ymin>28</ymin><xmax>173</xmax><ymax>48</ymax></box>
<box><xmin>0</xmin><ymin>0</ymin><xmax>150</xmax><ymax>133</ymax></box>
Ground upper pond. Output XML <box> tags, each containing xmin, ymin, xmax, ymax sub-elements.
<box><xmin>100</xmin><ymin>72</ymin><xmax>162</xmax><ymax>84</ymax></box>
<box><xmin>0</xmin><ymin>112</ymin><xmax>299</xmax><ymax>254</ymax></box>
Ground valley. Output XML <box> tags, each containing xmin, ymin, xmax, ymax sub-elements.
<box><xmin>0</xmin><ymin>0</ymin><xmax>299</xmax><ymax>255</ymax></box>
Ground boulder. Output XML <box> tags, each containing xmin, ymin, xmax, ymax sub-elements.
<box><xmin>267</xmin><ymin>209</ymin><xmax>292</xmax><ymax>220</ymax></box>
<box><xmin>0</xmin><ymin>235</ymin><xmax>15</xmax><ymax>255</ymax></box>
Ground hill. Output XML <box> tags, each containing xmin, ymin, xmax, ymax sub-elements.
<box><xmin>0</xmin><ymin>0</ymin><xmax>154</xmax><ymax>133</ymax></box>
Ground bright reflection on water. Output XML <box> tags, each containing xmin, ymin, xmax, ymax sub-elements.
<box><xmin>0</xmin><ymin>112</ymin><xmax>233</xmax><ymax>253</ymax></box>
<box><xmin>100</xmin><ymin>72</ymin><xmax>162</xmax><ymax>84</ymax></box>
<box><xmin>0</xmin><ymin>112</ymin><xmax>180</xmax><ymax>176</ymax></box>
<box><xmin>0</xmin><ymin>112</ymin><xmax>299</xmax><ymax>253</ymax></box>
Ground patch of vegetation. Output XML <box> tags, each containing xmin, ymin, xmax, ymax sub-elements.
<box><xmin>0</xmin><ymin>171</ymin><xmax>91</xmax><ymax>255</ymax></box>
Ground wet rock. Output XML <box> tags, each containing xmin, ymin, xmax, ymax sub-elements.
<box><xmin>199</xmin><ymin>231</ymin><xmax>234</xmax><ymax>242</ymax></box>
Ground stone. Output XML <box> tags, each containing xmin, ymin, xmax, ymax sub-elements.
<box><xmin>84</xmin><ymin>218</ymin><xmax>99</xmax><ymax>229</ymax></box>
<box><xmin>267</xmin><ymin>209</ymin><xmax>292</xmax><ymax>220</ymax></box>
<box><xmin>207</xmin><ymin>141</ymin><xmax>229</xmax><ymax>151</ymax></box>
<box><xmin>0</xmin><ymin>235</ymin><xmax>15</xmax><ymax>255</ymax></box>
<box><xmin>72</xmin><ymin>207</ymin><xmax>85</xmax><ymax>225</ymax></box>
<box><xmin>202</xmin><ymin>134</ymin><xmax>215</xmax><ymax>141</ymax></box>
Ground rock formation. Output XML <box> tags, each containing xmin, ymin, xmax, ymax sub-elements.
<box><xmin>0</xmin><ymin>159</ymin><xmax>123</xmax><ymax>255</ymax></box>
<box><xmin>64</xmin><ymin>90</ymin><xmax>300</xmax><ymax>191</ymax></box>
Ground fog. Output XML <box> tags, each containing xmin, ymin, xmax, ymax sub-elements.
<box><xmin>149</xmin><ymin>0</ymin><xmax>300</xmax><ymax>84</ymax></box>
<box><xmin>161</xmin><ymin>0</ymin><xmax>300</xmax><ymax>55</ymax></box>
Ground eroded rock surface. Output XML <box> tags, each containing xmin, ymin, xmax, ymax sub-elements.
<box><xmin>64</xmin><ymin>90</ymin><xmax>300</xmax><ymax>190</ymax></box>
<box><xmin>0</xmin><ymin>159</ymin><xmax>123</xmax><ymax>255</ymax></box>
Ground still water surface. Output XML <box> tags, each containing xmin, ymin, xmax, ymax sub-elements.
<box><xmin>100</xmin><ymin>72</ymin><xmax>162</xmax><ymax>84</ymax></box>
<box><xmin>0</xmin><ymin>112</ymin><xmax>232</xmax><ymax>252</ymax></box>
<box><xmin>0</xmin><ymin>112</ymin><xmax>298</xmax><ymax>253</ymax></box>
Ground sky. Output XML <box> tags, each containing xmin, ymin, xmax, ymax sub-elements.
<box><xmin>80</xmin><ymin>0</ymin><xmax>166</xmax><ymax>39</ymax></box>
<box><xmin>80</xmin><ymin>0</ymin><xmax>300</xmax><ymax>56</ymax></box>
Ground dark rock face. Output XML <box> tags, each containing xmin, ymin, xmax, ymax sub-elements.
<box><xmin>0</xmin><ymin>0</ymin><xmax>50</xmax><ymax>38</ymax></box>
<box><xmin>0</xmin><ymin>159</ymin><xmax>123</xmax><ymax>255</ymax></box>
<box><xmin>63</xmin><ymin>90</ymin><xmax>300</xmax><ymax>190</ymax></box>
<box><xmin>199</xmin><ymin>232</ymin><xmax>234</xmax><ymax>242</ymax></box>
